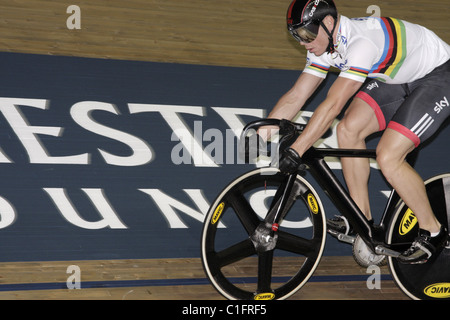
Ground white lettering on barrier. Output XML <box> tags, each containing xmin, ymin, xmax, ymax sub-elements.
<box><xmin>0</xmin><ymin>187</ymin><xmax>216</xmax><ymax>230</ymax></box>
<box><xmin>129</xmin><ymin>103</ymin><xmax>218</xmax><ymax>167</ymax></box>
<box><xmin>0</xmin><ymin>98</ymin><xmax>89</xmax><ymax>164</ymax></box>
<box><xmin>171</xmin><ymin>121</ymin><xmax>251</xmax><ymax>166</ymax></box>
<box><xmin>71</xmin><ymin>101</ymin><xmax>153</xmax><ymax>166</ymax></box>
<box><xmin>0</xmin><ymin>96</ymin><xmax>384</xmax><ymax>232</ymax></box>
<box><xmin>0</xmin><ymin>197</ymin><xmax>16</xmax><ymax>229</ymax></box>
<box><xmin>211</xmin><ymin>106</ymin><xmax>264</xmax><ymax>138</ymax></box>
<box><xmin>43</xmin><ymin>188</ymin><xmax>127</xmax><ymax>229</ymax></box>
<box><xmin>0</xmin><ymin>188</ymin><xmax>393</xmax><ymax>230</ymax></box>
<box><xmin>139</xmin><ymin>188</ymin><xmax>217</xmax><ymax>229</ymax></box>
<box><xmin>0</xmin><ymin>98</ymin><xmax>275</xmax><ymax>167</ymax></box>
<box><xmin>0</xmin><ymin>97</ymin><xmax>346</xmax><ymax>168</ymax></box>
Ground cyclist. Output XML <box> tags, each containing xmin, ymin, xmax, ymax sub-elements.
<box><xmin>264</xmin><ymin>0</ymin><xmax>450</xmax><ymax>264</ymax></box>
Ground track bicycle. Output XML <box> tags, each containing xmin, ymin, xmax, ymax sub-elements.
<box><xmin>200</xmin><ymin>118</ymin><xmax>450</xmax><ymax>300</ymax></box>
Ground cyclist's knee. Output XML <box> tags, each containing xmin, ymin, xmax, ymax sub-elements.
<box><xmin>336</xmin><ymin>121</ymin><xmax>347</xmax><ymax>146</ymax></box>
<box><xmin>376</xmin><ymin>148</ymin><xmax>394</xmax><ymax>175</ymax></box>
<box><xmin>376</xmin><ymin>129</ymin><xmax>416</xmax><ymax>176</ymax></box>
<box><xmin>376</xmin><ymin>144</ymin><xmax>407</xmax><ymax>179</ymax></box>
<box><xmin>338</xmin><ymin>106</ymin><xmax>377</xmax><ymax>147</ymax></box>
<box><xmin>337</xmin><ymin>118</ymin><xmax>365</xmax><ymax>147</ymax></box>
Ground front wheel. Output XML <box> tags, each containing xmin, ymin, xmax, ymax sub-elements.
<box><xmin>201</xmin><ymin>167</ymin><xmax>327</xmax><ymax>300</ymax></box>
<box><xmin>387</xmin><ymin>173</ymin><xmax>450</xmax><ymax>300</ymax></box>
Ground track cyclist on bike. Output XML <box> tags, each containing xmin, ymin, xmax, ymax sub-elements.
<box><xmin>263</xmin><ymin>0</ymin><xmax>450</xmax><ymax>264</ymax></box>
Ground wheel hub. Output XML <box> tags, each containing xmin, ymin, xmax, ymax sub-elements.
<box><xmin>250</xmin><ymin>223</ymin><xmax>278</xmax><ymax>252</ymax></box>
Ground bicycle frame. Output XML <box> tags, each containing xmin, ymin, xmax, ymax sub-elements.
<box><xmin>242</xmin><ymin>119</ymin><xmax>418</xmax><ymax>256</ymax></box>
<box><xmin>301</xmin><ymin>147</ymin><xmax>413</xmax><ymax>254</ymax></box>
<box><xmin>203</xmin><ymin>118</ymin><xmax>449</xmax><ymax>300</ymax></box>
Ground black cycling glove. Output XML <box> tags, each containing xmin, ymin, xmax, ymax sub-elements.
<box><xmin>278</xmin><ymin>148</ymin><xmax>303</xmax><ymax>174</ymax></box>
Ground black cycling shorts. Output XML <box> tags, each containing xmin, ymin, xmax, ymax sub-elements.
<box><xmin>355</xmin><ymin>59</ymin><xmax>450</xmax><ymax>147</ymax></box>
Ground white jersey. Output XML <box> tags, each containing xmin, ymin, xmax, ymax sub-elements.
<box><xmin>303</xmin><ymin>15</ymin><xmax>450</xmax><ymax>84</ymax></box>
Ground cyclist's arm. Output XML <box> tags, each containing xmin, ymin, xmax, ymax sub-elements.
<box><xmin>290</xmin><ymin>76</ymin><xmax>363</xmax><ymax>156</ymax></box>
<box><xmin>258</xmin><ymin>72</ymin><xmax>324</xmax><ymax>140</ymax></box>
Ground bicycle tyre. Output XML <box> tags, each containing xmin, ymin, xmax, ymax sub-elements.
<box><xmin>201</xmin><ymin>167</ymin><xmax>327</xmax><ymax>300</ymax></box>
<box><xmin>387</xmin><ymin>173</ymin><xmax>450</xmax><ymax>300</ymax></box>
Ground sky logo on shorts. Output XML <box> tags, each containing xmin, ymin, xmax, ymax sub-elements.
<box><xmin>434</xmin><ymin>96</ymin><xmax>449</xmax><ymax>114</ymax></box>
<box><xmin>366</xmin><ymin>82</ymin><xmax>379</xmax><ymax>91</ymax></box>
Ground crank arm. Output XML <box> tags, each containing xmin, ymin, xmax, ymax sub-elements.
<box><xmin>327</xmin><ymin>229</ymin><xmax>355</xmax><ymax>244</ymax></box>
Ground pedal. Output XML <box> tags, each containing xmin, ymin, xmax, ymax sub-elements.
<box><xmin>375</xmin><ymin>245</ymin><xmax>401</xmax><ymax>258</ymax></box>
<box><xmin>328</xmin><ymin>229</ymin><xmax>355</xmax><ymax>244</ymax></box>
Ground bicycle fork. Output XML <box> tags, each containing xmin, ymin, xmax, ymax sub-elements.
<box><xmin>250</xmin><ymin>173</ymin><xmax>299</xmax><ymax>253</ymax></box>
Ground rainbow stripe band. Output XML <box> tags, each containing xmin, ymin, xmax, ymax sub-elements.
<box><xmin>346</xmin><ymin>66</ymin><xmax>370</xmax><ymax>78</ymax></box>
<box><xmin>371</xmin><ymin>17</ymin><xmax>407</xmax><ymax>79</ymax></box>
<box><xmin>306</xmin><ymin>62</ymin><xmax>330</xmax><ymax>75</ymax></box>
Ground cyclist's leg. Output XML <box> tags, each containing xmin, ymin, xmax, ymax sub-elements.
<box><xmin>377</xmin><ymin>64</ymin><xmax>450</xmax><ymax>262</ymax></box>
<box><xmin>336</xmin><ymin>79</ymin><xmax>405</xmax><ymax>221</ymax></box>
<box><xmin>377</xmin><ymin>60</ymin><xmax>450</xmax><ymax>234</ymax></box>
<box><xmin>377</xmin><ymin>128</ymin><xmax>447</xmax><ymax>263</ymax></box>
<box><xmin>376</xmin><ymin>129</ymin><xmax>441</xmax><ymax>233</ymax></box>
<box><xmin>337</xmin><ymin>97</ymin><xmax>379</xmax><ymax>220</ymax></box>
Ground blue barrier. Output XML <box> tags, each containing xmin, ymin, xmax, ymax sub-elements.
<box><xmin>0</xmin><ymin>52</ymin><xmax>447</xmax><ymax>262</ymax></box>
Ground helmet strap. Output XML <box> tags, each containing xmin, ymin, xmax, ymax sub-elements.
<box><xmin>320</xmin><ymin>16</ymin><xmax>338</xmax><ymax>54</ymax></box>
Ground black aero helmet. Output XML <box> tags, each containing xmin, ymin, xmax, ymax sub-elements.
<box><xmin>287</xmin><ymin>0</ymin><xmax>338</xmax><ymax>52</ymax></box>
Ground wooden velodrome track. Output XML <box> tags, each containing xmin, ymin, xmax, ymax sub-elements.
<box><xmin>0</xmin><ymin>0</ymin><xmax>448</xmax><ymax>300</ymax></box>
